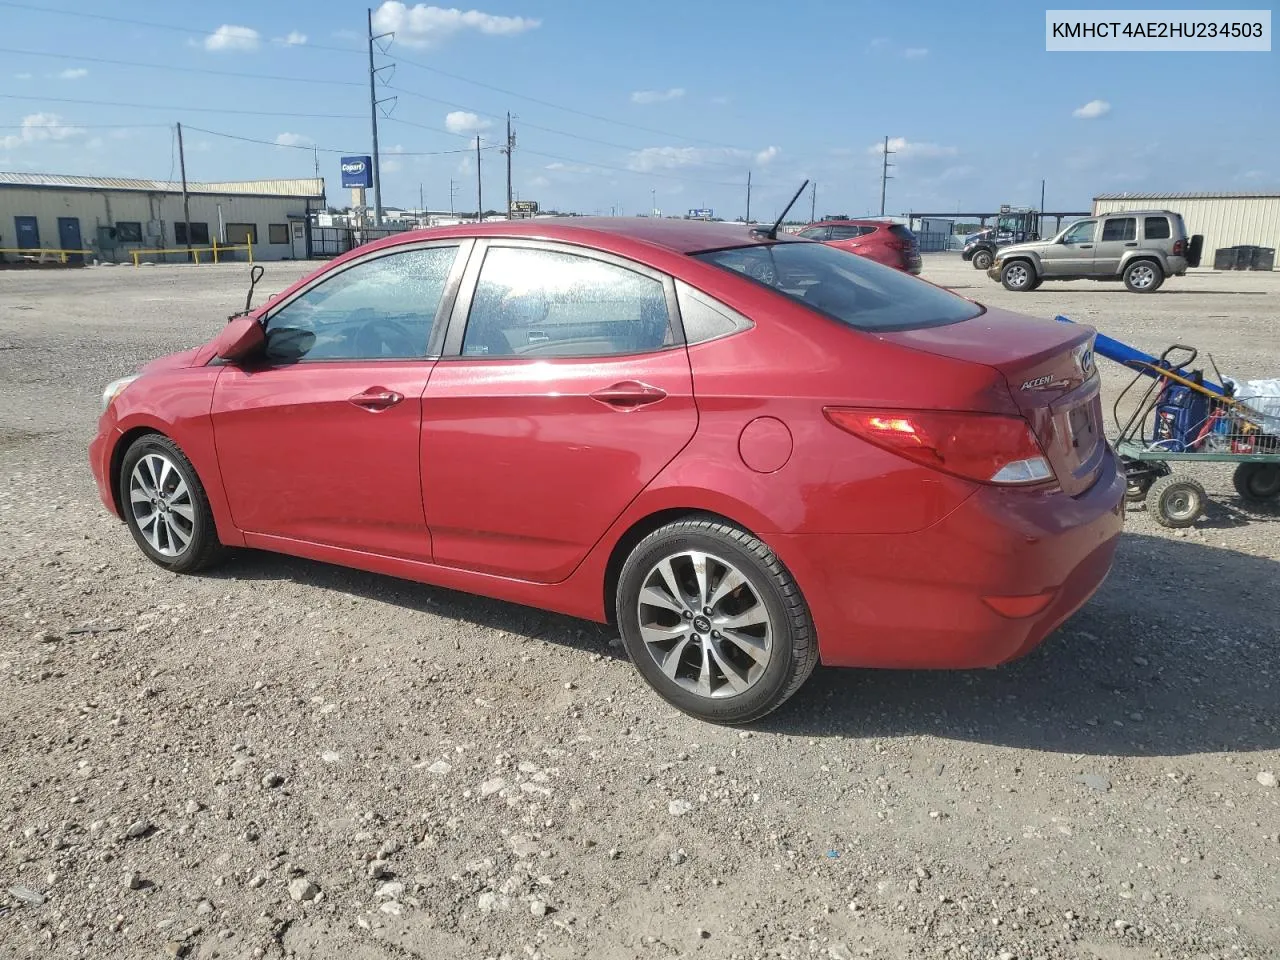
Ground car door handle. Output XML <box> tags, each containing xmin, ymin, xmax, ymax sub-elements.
<box><xmin>590</xmin><ymin>381</ymin><xmax>667</xmax><ymax>410</ymax></box>
<box><xmin>349</xmin><ymin>388</ymin><xmax>404</xmax><ymax>411</ymax></box>
<box><xmin>1124</xmin><ymin>242</ymin><xmax>1137</xmax><ymax>247</ymax></box>
<box><xmin>1079</xmin><ymin>244</ymin><xmax>1093</xmax><ymax>249</ymax></box>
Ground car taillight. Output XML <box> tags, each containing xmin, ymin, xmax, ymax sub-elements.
<box><xmin>823</xmin><ymin>408</ymin><xmax>1056</xmax><ymax>486</ymax></box>
<box><xmin>1172</xmin><ymin>239</ymin><xmax>1184</xmax><ymax>255</ymax></box>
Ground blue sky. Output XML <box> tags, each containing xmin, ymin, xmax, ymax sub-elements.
<box><xmin>2</xmin><ymin>1</ymin><xmax>1276</xmax><ymax>218</ymax></box>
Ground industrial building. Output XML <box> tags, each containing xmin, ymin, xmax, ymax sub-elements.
<box><xmin>0</xmin><ymin>172</ymin><xmax>326</xmax><ymax>263</ymax></box>
<box><xmin>1092</xmin><ymin>191</ymin><xmax>1279</xmax><ymax>268</ymax></box>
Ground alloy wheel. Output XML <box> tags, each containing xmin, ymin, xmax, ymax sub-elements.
<box><xmin>1005</xmin><ymin>263</ymin><xmax>1029</xmax><ymax>288</ymax></box>
<box><xmin>128</xmin><ymin>452</ymin><xmax>195</xmax><ymax>557</ymax></box>
<box><xmin>635</xmin><ymin>551</ymin><xmax>774</xmax><ymax>699</ymax></box>
<box><xmin>1129</xmin><ymin>264</ymin><xmax>1156</xmax><ymax>289</ymax></box>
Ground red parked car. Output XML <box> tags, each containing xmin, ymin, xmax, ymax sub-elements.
<box><xmin>91</xmin><ymin>219</ymin><xmax>1123</xmax><ymax>723</ymax></box>
<box><xmin>796</xmin><ymin>219</ymin><xmax>922</xmax><ymax>274</ymax></box>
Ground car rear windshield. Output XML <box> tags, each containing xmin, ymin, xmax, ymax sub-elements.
<box><xmin>888</xmin><ymin>224</ymin><xmax>916</xmax><ymax>242</ymax></box>
<box><xmin>694</xmin><ymin>241</ymin><xmax>981</xmax><ymax>331</ymax></box>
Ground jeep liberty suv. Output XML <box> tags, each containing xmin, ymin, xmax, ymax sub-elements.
<box><xmin>989</xmin><ymin>210</ymin><xmax>1203</xmax><ymax>293</ymax></box>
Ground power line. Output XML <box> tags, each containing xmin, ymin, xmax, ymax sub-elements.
<box><xmin>0</xmin><ymin>122</ymin><xmax>172</xmax><ymax>129</ymax></box>
<box><xmin>0</xmin><ymin>92</ymin><xmax>363</xmax><ymax>119</ymax></box>
<box><xmin>518</xmin><ymin>146</ymin><xmax>749</xmax><ymax>188</ymax></box>
<box><xmin>182</xmin><ymin>124</ymin><xmax>478</xmax><ymax>157</ymax></box>
<box><xmin>0</xmin><ymin>1</ymin><xmax>362</xmax><ymax>55</ymax></box>
<box><xmin>0</xmin><ymin>46</ymin><xmax>364</xmax><ymax>87</ymax></box>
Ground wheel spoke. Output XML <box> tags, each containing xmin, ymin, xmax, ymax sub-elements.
<box><xmin>706</xmin><ymin>641</ymin><xmax>749</xmax><ymax>694</ymax></box>
<box><xmin>720</xmin><ymin>628</ymin><xmax>771</xmax><ymax>665</ymax></box>
<box><xmin>695</xmin><ymin>641</ymin><xmax>713</xmax><ymax>696</ymax></box>
<box><xmin>639</xmin><ymin>584</ymin><xmax>685</xmax><ymax>616</ymax></box>
<box><xmin>690</xmin><ymin>552</ymin><xmax>711</xmax><ymax>608</ymax></box>
<box><xmin>658</xmin><ymin>635</ymin><xmax>693</xmax><ymax>680</ymax></box>
<box><xmin>167</xmin><ymin>515</ymin><xmax>192</xmax><ymax>549</ymax></box>
<box><xmin>169</xmin><ymin>502</ymin><xmax>195</xmax><ymax>522</ymax></box>
<box><xmin>141</xmin><ymin>455</ymin><xmax>160</xmax><ymax>492</ymax></box>
<box><xmin>652</xmin><ymin>558</ymin><xmax>686</xmax><ymax>609</ymax></box>
<box><xmin>707</xmin><ymin>568</ymin><xmax>746</xmax><ymax>609</ymax></box>
<box><xmin>129</xmin><ymin>484</ymin><xmax>152</xmax><ymax>504</ymax></box>
<box><xmin>141</xmin><ymin>513</ymin><xmax>162</xmax><ymax>551</ymax></box>
<box><xmin>169</xmin><ymin>476</ymin><xmax>189</xmax><ymax>504</ymax></box>
<box><xmin>639</xmin><ymin>623</ymin><xmax>688</xmax><ymax>646</ymax></box>
<box><xmin>714</xmin><ymin>603</ymin><xmax>768</xmax><ymax>631</ymax></box>
<box><xmin>156</xmin><ymin>457</ymin><xmax>173</xmax><ymax>493</ymax></box>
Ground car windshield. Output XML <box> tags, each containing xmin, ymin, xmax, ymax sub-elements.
<box><xmin>695</xmin><ymin>241</ymin><xmax>981</xmax><ymax>331</ymax></box>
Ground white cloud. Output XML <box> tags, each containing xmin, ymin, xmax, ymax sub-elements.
<box><xmin>631</xmin><ymin>88</ymin><xmax>685</xmax><ymax>105</ymax></box>
<box><xmin>279</xmin><ymin>30</ymin><xmax>308</xmax><ymax>46</ymax></box>
<box><xmin>709</xmin><ymin>95</ymin><xmax>730</xmax><ymax>106</ymax></box>
<box><xmin>903</xmin><ymin>47</ymin><xmax>928</xmax><ymax>58</ymax></box>
<box><xmin>0</xmin><ymin>113</ymin><xmax>85</xmax><ymax>150</ymax></box>
<box><xmin>869</xmin><ymin>137</ymin><xmax>958</xmax><ymax>160</ymax></box>
<box><xmin>545</xmin><ymin>160</ymin><xmax>595</xmax><ymax>175</ymax></box>
<box><xmin>528</xmin><ymin>175</ymin><xmax>550</xmax><ymax>188</ymax></box>
<box><xmin>57</xmin><ymin>68</ymin><xmax>88</xmax><ymax>80</ymax></box>
<box><xmin>203</xmin><ymin>25</ymin><xmax>261</xmax><ymax>52</ymax></box>
<box><xmin>14</xmin><ymin>72</ymin><xmax>32</xmax><ymax>80</ymax></box>
<box><xmin>372</xmin><ymin>2</ymin><xmax>540</xmax><ymax>47</ymax></box>
<box><xmin>444</xmin><ymin>111</ymin><xmax>492</xmax><ymax>135</ymax></box>
<box><xmin>1072</xmin><ymin>99</ymin><xmax>1111</xmax><ymax>119</ymax></box>
<box><xmin>274</xmin><ymin>132</ymin><xmax>311</xmax><ymax>147</ymax></box>
<box><xmin>754</xmin><ymin>145</ymin><xmax>780</xmax><ymax>166</ymax></box>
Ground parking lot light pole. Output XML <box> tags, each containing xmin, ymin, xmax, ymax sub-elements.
<box><xmin>176</xmin><ymin>122</ymin><xmax>191</xmax><ymax>260</ymax></box>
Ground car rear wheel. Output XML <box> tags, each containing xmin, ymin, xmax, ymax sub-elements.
<box><xmin>1232</xmin><ymin>462</ymin><xmax>1280</xmax><ymax>506</ymax></box>
<box><xmin>1124</xmin><ymin>259</ymin><xmax>1164</xmax><ymax>293</ymax></box>
<box><xmin>1001</xmin><ymin>260</ymin><xmax>1035</xmax><ymax>291</ymax></box>
<box><xmin>616</xmin><ymin>518</ymin><xmax>818</xmax><ymax>724</ymax></box>
<box><xmin>119</xmin><ymin>433</ymin><xmax>227</xmax><ymax>574</ymax></box>
<box><xmin>971</xmin><ymin>249</ymin><xmax>993</xmax><ymax>271</ymax></box>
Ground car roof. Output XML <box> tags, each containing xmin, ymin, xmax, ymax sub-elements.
<box><xmin>1093</xmin><ymin>209</ymin><xmax>1182</xmax><ymax>217</ymax></box>
<box><xmin>803</xmin><ymin>219</ymin><xmax>894</xmax><ymax>228</ymax></box>
<box><xmin>367</xmin><ymin>217</ymin><xmax>793</xmax><ymax>256</ymax></box>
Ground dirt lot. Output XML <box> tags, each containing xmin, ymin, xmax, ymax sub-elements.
<box><xmin>1</xmin><ymin>255</ymin><xmax>1277</xmax><ymax>960</ymax></box>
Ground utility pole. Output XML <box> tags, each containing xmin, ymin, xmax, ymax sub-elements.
<box><xmin>502</xmin><ymin>113</ymin><xmax>515</xmax><ymax>219</ymax></box>
<box><xmin>176</xmin><ymin>121</ymin><xmax>191</xmax><ymax>260</ymax></box>
<box><xmin>367</xmin><ymin>7</ymin><xmax>395</xmax><ymax>226</ymax></box>
<box><xmin>1039</xmin><ymin>178</ymin><xmax>1046</xmax><ymax>236</ymax></box>
<box><xmin>475</xmin><ymin>136</ymin><xmax>482</xmax><ymax>222</ymax></box>
<box><xmin>419</xmin><ymin>183</ymin><xmax>424</xmax><ymax>222</ymax></box>
<box><xmin>810</xmin><ymin>181</ymin><xmax>817</xmax><ymax>222</ymax></box>
<box><xmin>650</xmin><ymin>187</ymin><xmax>656</xmax><ymax>217</ymax></box>
<box><xmin>449</xmin><ymin>178</ymin><xmax>456</xmax><ymax>216</ymax></box>
<box><xmin>879</xmin><ymin>135</ymin><xmax>895</xmax><ymax>217</ymax></box>
<box><xmin>745</xmin><ymin>170</ymin><xmax>751</xmax><ymax>224</ymax></box>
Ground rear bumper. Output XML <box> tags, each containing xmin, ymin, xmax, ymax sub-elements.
<box><xmin>773</xmin><ymin>449</ymin><xmax>1125</xmax><ymax>669</ymax></box>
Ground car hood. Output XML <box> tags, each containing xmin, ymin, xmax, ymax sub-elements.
<box><xmin>139</xmin><ymin>346</ymin><xmax>203</xmax><ymax>373</ymax></box>
<box><xmin>996</xmin><ymin>239</ymin><xmax>1048</xmax><ymax>258</ymax></box>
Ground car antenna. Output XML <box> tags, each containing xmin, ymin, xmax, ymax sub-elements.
<box><xmin>230</xmin><ymin>265</ymin><xmax>265</xmax><ymax>320</ymax></box>
<box><xmin>753</xmin><ymin>179</ymin><xmax>810</xmax><ymax>241</ymax></box>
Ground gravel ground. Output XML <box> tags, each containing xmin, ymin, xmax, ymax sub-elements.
<box><xmin>1</xmin><ymin>255</ymin><xmax>1278</xmax><ymax>960</ymax></box>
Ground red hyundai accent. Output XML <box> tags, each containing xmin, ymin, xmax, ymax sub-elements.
<box><xmin>90</xmin><ymin>219</ymin><xmax>1123</xmax><ymax>723</ymax></box>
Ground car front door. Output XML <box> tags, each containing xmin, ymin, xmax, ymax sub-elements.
<box><xmin>421</xmin><ymin>241</ymin><xmax>697</xmax><ymax>583</ymax></box>
<box><xmin>210</xmin><ymin>241</ymin><xmax>469</xmax><ymax>560</ymax></box>
<box><xmin>1040</xmin><ymin>218</ymin><xmax>1097</xmax><ymax>276</ymax></box>
<box><xmin>1092</xmin><ymin>215</ymin><xmax>1137</xmax><ymax>276</ymax></box>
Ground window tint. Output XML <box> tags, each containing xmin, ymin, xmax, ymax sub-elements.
<box><xmin>174</xmin><ymin>222</ymin><xmax>210</xmax><ymax>245</ymax></box>
<box><xmin>1101</xmin><ymin>218</ymin><xmax>1137</xmax><ymax>242</ymax></box>
<box><xmin>1143</xmin><ymin>216</ymin><xmax>1171</xmax><ymax>240</ymax></box>
<box><xmin>1062</xmin><ymin>220</ymin><xmax>1096</xmax><ymax>244</ymax></box>
<box><xmin>797</xmin><ymin>227</ymin><xmax>831</xmax><ymax>241</ymax></box>
<box><xmin>225</xmin><ymin>223</ymin><xmax>256</xmax><ymax>245</ymax></box>
<box><xmin>115</xmin><ymin>221</ymin><xmax>142</xmax><ymax>243</ymax></box>
<box><xmin>461</xmin><ymin>247</ymin><xmax>673</xmax><ymax>358</ymax></box>
<box><xmin>268</xmin><ymin>223</ymin><xmax>290</xmax><ymax>245</ymax></box>
<box><xmin>675</xmin><ymin>280</ymin><xmax>753</xmax><ymax>344</ymax></box>
<box><xmin>827</xmin><ymin>225</ymin><xmax>867</xmax><ymax>241</ymax></box>
<box><xmin>696</xmin><ymin>241</ymin><xmax>981</xmax><ymax>332</ymax></box>
<box><xmin>264</xmin><ymin>246</ymin><xmax>458</xmax><ymax>362</ymax></box>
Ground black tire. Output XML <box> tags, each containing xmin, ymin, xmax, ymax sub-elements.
<box><xmin>1232</xmin><ymin>462</ymin><xmax>1280</xmax><ymax>505</ymax></box>
<box><xmin>616</xmin><ymin>518</ymin><xmax>818</xmax><ymax>724</ymax></box>
<box><xmin>1026</xmin><ymin>275</ymin><xmax>1043</xmax><ymax>291</ymax></box>
<box><xmin>1000</xmin><ymin>259</ymin><xmax>1035</xmax><ymax>292</ymax></box>
<box><xmin>1148</xmin><ymin>474</ymin><xmax>1205</xmax><ymax>528</ymax></box>
<box><xmin>118</xmin><ymin>433</ymin><xmax>227</xmax><ymax>574</ymax></box>
<box><xmin>971</xmin><ymin>249</ymin><xmax>993</xmax><ymax>271</ymax></box>
<box><xmin>1123</xmin><ymin>258</ymin><xmax>1164</xmax><ymax>293</ymax></box>
<box><xmin>1124</xmin><ymin>475</ymin><xmax>1153</xmax><ymax>503</ymax></box>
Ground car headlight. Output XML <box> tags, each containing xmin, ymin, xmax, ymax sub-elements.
<box><xmin>101</xmin><ymin>376</ymin><xmax>139</xmax><ymax>412</ymax></box>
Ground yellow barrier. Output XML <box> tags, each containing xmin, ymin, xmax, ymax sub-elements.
<box><xmin>0</xmin><ymin>247</ymin><xmax>95</xmax><ymax>264</ymax></box>
<box><xmin>130</xmin><ymin>240</ymin><xmax>254</xmax><ymax>266</ymax></box>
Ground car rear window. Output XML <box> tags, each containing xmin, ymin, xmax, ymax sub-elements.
<box><xmin>694</xmin><ymin>240</ymin><xmax>981</xmax><ymax>331</ymax></box>
<box><xmin>1144</xmin><ymin>216</ymin><xmax>1171</xmax><ymax>240</ymax></box>
<box><xmin>888</xmin><ymin>224</ymin><xmax>916</xmax><ymax>242</ymax></box>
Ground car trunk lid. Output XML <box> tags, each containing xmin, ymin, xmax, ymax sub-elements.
<box><xmin>877</xmin><ymin>307</ymin><xmax>1106</xmax><ymax>496</ymax></box>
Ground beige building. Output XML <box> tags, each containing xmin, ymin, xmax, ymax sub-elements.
<box><xmin>1092</xmin><ymin>191</ymin><xmax>1279</xmax><ymax>267</ymax></box>
<box><xmin>0</xmin><ymin>172</ymin><xmax>325</xmax><ymax>263</ymax></box>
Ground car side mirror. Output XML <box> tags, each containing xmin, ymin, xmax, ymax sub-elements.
<box><xmin>213</xmin><ymin>315</ymin><xmax>265</xmax><ymax>362</ymax></box>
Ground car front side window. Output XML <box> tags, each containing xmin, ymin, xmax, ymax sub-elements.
<box><xmin>264</xmin><ymin>246</ymin><xmax>458</xmax><ymax>363</ymax></box>
<box><xmin>1062</xmin><ymin>220</ymin><xmax>1096</xmax><ymax>244</ymax></box>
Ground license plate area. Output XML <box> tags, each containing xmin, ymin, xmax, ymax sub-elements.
<box><xmin>1068</xmin><ymin>403</ymin><xmax>1095</xmax><ymax>451</ymax></box>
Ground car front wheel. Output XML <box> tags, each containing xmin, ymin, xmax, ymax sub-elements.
<box><xmin>119</xmin><ymin>433</ymin><xmax>227</xmax><ymax>573</ymax></box>
<box><xmin>616</xmin><ymin>518</ymin><xmax>818</xmax><ymax>724</ymax></box>
<box><xmin>1001</xmin><ymin>260</ymin><xmax>1035</xmax><ymax>291</ymax></box>
<box><xmin>971</xmin><ymin>249</ymin><xmax>993</xmax><ymax>271</ymax></box>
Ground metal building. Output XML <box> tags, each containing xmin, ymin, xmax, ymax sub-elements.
<box><xmin>0</xmin><ymin>172</ymin><xmax>326</xmax><ymax>263</ymax></box>
<box><xmin>1092</xmin><ymin>191</ymin><xmax>1280</xmax><ymax>267</ymax></box>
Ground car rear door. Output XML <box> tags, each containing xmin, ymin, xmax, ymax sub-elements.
<box><xmin>420</xmin><ymin>240</ymin><xmax>697</xmax><ymax>584</ymax></box>
<box><xmin>1093</xmin><ymin>215</ymin><xmax>1137</xmax><ymax>276</ymax></box>
<box><xmin>210</xmin><ymin>240</ymin><xmax>469</xmax><ymax>560</ymax></box>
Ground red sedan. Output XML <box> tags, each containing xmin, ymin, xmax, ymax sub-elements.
<box><xmin>90</xmin><ymin>219</ymin><xmax>1123</xmax><ymax>723</ymax></box>
<box><xmin>796</xmin><ymin>219</ymin><xmax>923</xmax><ymax>274</ymax></box>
